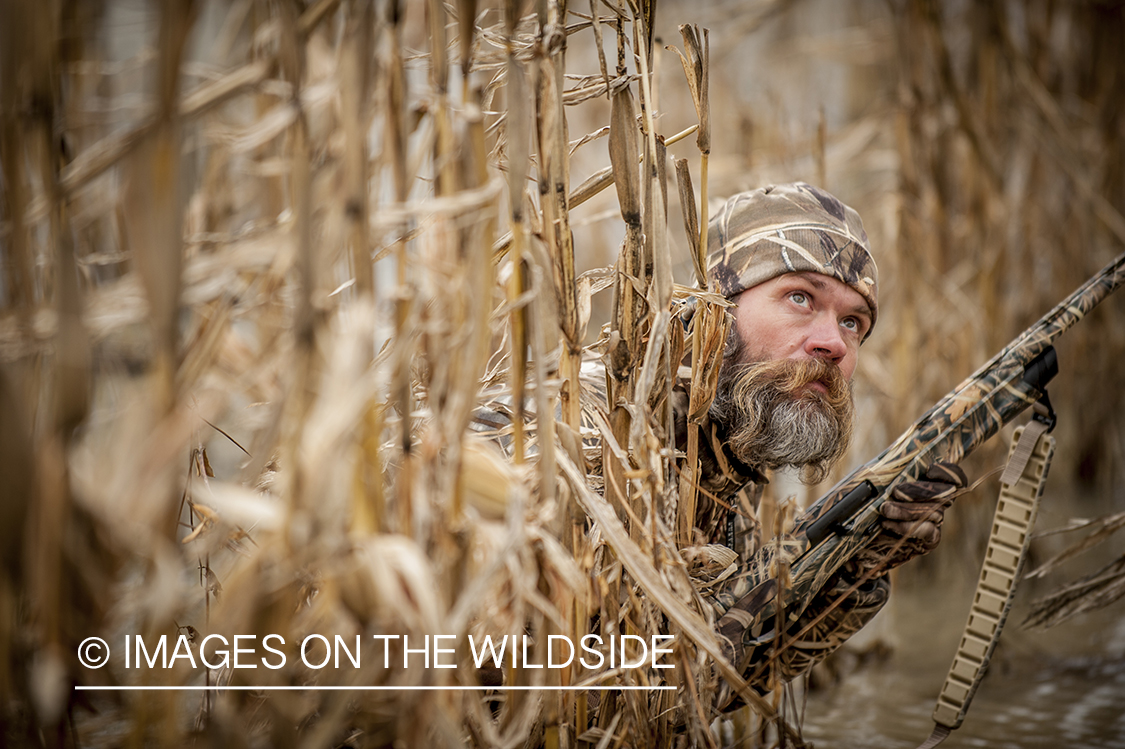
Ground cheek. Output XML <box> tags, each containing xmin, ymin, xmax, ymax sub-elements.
<box><xmin>735</xmin><ymin>315</ymin><xmax>802</xmax><ymax>361</ymax></box>
<box><xmin>736</xmin><ymin>329</ymin><xmax>791</xmax><ymax>365</ymax></box>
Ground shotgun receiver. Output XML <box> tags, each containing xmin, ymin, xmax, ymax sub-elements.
<box><xmin>713</xmin><ymin>249</ymin><xmax>1125</xmax><ymax>653</ymax></box>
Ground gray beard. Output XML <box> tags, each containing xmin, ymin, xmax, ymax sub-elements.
<box><xmin>727</xmin><ymin>393</ymin><xmax>848</xmax><ymax>481</ymax></box>
<box><xmin>709</xmin><ymin>341</ymin><xmax>854</xmax><ymax>484</ymax></box>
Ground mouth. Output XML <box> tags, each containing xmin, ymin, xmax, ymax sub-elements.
<box><xmin>803</xmin><ymin>379</ymin><xmax>829</xmax><ymax>395</ymax></box>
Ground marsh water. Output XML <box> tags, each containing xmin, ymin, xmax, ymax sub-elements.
<box><xmin>798</xmin><ymin>545</ymin><xmax>1125</xmax><ymax>748</ymax></box>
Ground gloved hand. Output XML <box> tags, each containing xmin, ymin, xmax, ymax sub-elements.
<box><xmin>859</xmin><ymin>461</ymin><xmax>968</xmax><ymax>573</ymax></box>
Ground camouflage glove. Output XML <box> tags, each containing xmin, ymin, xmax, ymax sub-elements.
<box><xmin>858</xmin><ymin>461</ymin><xmax>968</xmax><ymax>573</ymax></box>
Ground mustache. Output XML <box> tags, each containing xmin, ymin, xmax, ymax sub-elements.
<box><xmin>719</xmin><ymin>357</ymin><xmax>852</xmax><ymax>411</ymax></box>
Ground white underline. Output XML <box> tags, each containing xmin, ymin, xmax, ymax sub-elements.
<box><xmin>75</xmin><ymin>685</ymin><xmax>676</xmax><ymax>692</ymax></box>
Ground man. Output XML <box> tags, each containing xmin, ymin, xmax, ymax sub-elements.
<box><xmin>682</xmin><ymin>182</ymin><xmax>966</xmax><ymax>702</ymax></box>
<box><xmin>472</xmin><ymin>182</ymin><xmax>965</xmax><ymax>707</ymax></box>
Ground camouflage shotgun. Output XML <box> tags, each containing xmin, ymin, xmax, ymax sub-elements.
<box><xmin>712</xmin><ymin>248</ymin><xmax>1125</xmax><ymax>661</ymax></box>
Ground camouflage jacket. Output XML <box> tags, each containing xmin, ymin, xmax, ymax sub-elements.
<box><xmin>472</xmin><ymin>366</ymin><xmax>890</xmax><ymax>707</ymax></box>
<box><xmin>666</xmin><ymin>383</ymin><xmax>889</xmax><ymax>708</ymax></box>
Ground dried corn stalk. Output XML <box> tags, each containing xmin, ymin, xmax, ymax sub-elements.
<box><xmin>4</xmin><ymin>1</ymin><xmax>1121</xmax><ymax>748</ymax></box>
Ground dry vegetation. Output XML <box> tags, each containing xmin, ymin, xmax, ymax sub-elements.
<box><xmin>1</xmin><ymin>1</ymin><xmax>1123</xmax><ymax>748</ymax></box>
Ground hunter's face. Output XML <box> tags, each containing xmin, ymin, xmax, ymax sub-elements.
<box><xmin>709</xmin><ymin>271</ymin><xmax>870</xmax><ymax>482</ymax></box>
<box><xmin>730</xmin><ymin>271</ymin><xmax>871</xmax><ymax>383</ymax></box>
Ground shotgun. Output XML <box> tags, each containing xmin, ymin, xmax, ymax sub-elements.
<box><xmin>712</xmin><ymin>248</ymin><xmax>1125</xmax><ymax>656</ymax></box>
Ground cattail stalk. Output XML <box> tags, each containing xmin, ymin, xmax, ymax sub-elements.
<box><xmin>341</xmin><ymin>1</ymin><xmax>382</xmax><ymax>535</ymax></box>
<box><xmin>505</xmin><ymin>4</ymin><xmax>530</xmax><ymax>469</ymax></box>
<box><xmin>670</xmin><ymin>25</ymin><xmax>712</xmax><ymax>548</ymax></box>
<box><xmin>341</xmin><ymin>0</ymin><xmax>374</xmax><ymax>296</ymax></box>
<box><xmin>0</xmin><ymin>5</ymin><xmax>34</xmax><ymax>320</ymax></box>
<box><xmin>605</xmin><ymin>80</ymin><xmax>641</xmax><ymax>545</ymax></box>
<box><xmin>503</xmin><ymin>0</ymin><xmax>532</xmax><ymax>723</ymax></box>
<box><xmin>275</xmin><ymin>0</ymin><xmax>317</xmax><ymax>530</ymax></box>
<box><xmin>536</xmin><ymin>3</ymin><xmax>582</xmax><ymax>442</ymax></box>
<box><xmin>386</xmin><ymin>0</ymin><xmax>415</xmax><ymax>533</ymax></box>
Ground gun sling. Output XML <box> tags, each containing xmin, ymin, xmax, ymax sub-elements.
<box><xmin>915</xmin><ymin>415</ymin><xmax>1056</xmax><ymax>749</ymax></box>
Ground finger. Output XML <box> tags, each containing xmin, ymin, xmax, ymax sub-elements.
<box><xmin>892</xmin><ymin>480</ymin><xmax>960</xmax><ymax>503</ymax></box>
<box><xmin>881</xmin><ymin>500</ymin><xmax>945</xmax><ymax>524</ymax></box>
<box><xmin>925</xmin><ymin>461</ymin><xmax>967</xmax><ymax>488</ymax></box>
<box><xmin>881</xmin><ymin>518</ymin><xmax>941</xmax><ymax>548</ymax></box>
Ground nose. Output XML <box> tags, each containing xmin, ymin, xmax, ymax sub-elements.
<box><xmin>803</xmin><ymin>314</ymin><xmax>847</xmax><ymax>364</ymax></box>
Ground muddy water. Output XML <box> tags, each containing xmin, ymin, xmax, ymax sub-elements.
<box><xmin>799</xmin><ymin>556</ymin><xmax>1125</xmax><ymax>748</ymax></box>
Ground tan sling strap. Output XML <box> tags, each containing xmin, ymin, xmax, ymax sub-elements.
<box><xmin>914</xmin><ymin>415</ymin><xmax>1056</xmax><ymax>749</ymax></box>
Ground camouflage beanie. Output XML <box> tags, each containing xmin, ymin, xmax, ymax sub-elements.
<box><xmin>707</xmin><ymin>182</ymin><xmax>878</xmax><ymax>339</ymax></box>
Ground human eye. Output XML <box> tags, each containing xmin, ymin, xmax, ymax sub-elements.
<box><xmin>788</xmin><ymin>291</ymin><xmax>809</xmax><ymax>307</ymax></box>
<box><xmin>842</xmin><ymin>315</ymin><xmax>869</xmax><ymax>338</ymax></box>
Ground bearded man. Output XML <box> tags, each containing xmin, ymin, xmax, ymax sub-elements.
<box><xmin>470</xmin><ymin>182</ymin><xmax>966</xmax><ymax>706</ymax></box>
<box><xmin>681</xmin><ymin>183</ymin><xmax>967</xmax><ymax>703</ymax></box>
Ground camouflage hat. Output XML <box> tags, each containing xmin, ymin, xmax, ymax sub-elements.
<box><xmin>707</xmin><ymin>182</ymin><xmax>878</xmax><ymax>338</ymax></box>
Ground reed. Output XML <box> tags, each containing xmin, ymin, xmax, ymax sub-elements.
<box><xmin>0</xmin><ymin>1</ymin><xmax>1121</xmax><ymax>747</ymax></box>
